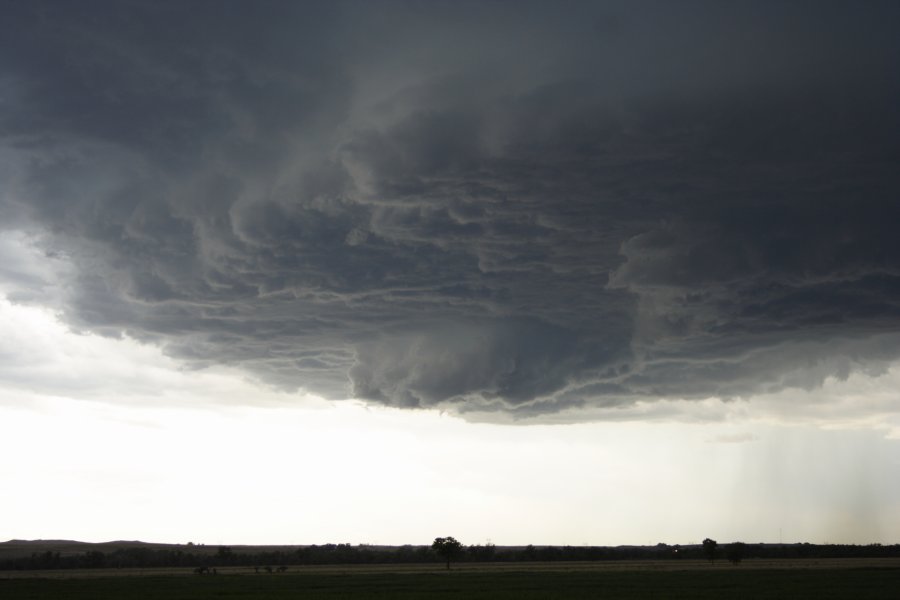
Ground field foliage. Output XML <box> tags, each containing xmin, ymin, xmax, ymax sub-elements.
<box><xmin>3</xmin><ymin>564</ymin><xmax>899</xmax><ymax>599</ymax></box>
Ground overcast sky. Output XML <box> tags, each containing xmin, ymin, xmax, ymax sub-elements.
<box><xmin>1</xmin><ymin>1</ymin><xmax>899</xmax><ymax>546</ymax></box>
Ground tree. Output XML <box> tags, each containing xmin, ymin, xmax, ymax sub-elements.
<box><xmin>726</xmin><ymin>542</ymin><xmax>746</xmax><ymax>565</ymax></box>
<box><xmin>432</xmin><ymin>536</ymin><xmax>463</xmax><ymax>570</ymax></box>
<box><xmin>216</xmin><ymin>546</ymin><xmax>233</xmax><ymax>563</ymax></box>
<box><xmin>702</xmin><ymin>538</ymin><xmax>718</xmax><ymax>563</ymax></box>
<box><xmin>468</xmin><ymin>543</ymin><xmax>496</xmax><ymax>561</ymax></box>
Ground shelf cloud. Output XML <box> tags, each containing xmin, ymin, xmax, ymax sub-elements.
<box><xmin>2</xmin><ymin>1</ymin><xmax>899</xmax><ymax>419</ymax></box>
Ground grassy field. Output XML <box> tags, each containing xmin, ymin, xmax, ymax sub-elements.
<box><xmin>2</xmin><ymin>560</ymin><xmax>899</xmax><ymax>599</ymax></box>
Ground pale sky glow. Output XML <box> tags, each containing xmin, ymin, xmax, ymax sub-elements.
<box><xmin>1</xmin><ymin>297</ymin><xmax>898</xmax><ymax>546</ymax></box>
<box><xmin>2</xmin><ymin>2</ymin><xmax>900</xmax><ymax>549</ymax></box>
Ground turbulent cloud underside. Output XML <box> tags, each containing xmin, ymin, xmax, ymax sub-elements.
<box><xmin>1</xmin><ymin>1</ymin><xmax>899</xmax><ymax>418</ymax></box>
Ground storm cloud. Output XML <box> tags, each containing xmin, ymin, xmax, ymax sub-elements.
<box><xmin>1</xmin><ymin>1</ymin><xmax>899</xmax><ymax>418</ymax></box>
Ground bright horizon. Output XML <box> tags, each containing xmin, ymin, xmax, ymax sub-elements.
<box><xmin>2</xmin><ymin>296</ymin><xmax>898</xmax><ymax>548</ymax></box>
<box><xmin>2</xmin><ymin>2</ymin><xmax>899</xmax><ymax>550</ymax></box>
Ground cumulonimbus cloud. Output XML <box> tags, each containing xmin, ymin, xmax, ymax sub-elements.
<box><xmin>1</xmin><ymin>1</ymin><xmax>899</xmax><ymax>419</ymax></box>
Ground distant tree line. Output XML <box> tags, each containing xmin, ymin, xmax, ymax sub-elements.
<box><xmin>3</xmin><ymin>542</ymin><xmax>898</xmax><ymax>571</ymax></box>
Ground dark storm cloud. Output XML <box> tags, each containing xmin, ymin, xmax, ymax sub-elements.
<box><xmin>1</xmin><ymin>1</ymin><xmax>899</xmax><ymax>418</ymax></box>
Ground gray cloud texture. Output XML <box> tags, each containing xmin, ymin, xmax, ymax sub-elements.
<box><xmin>1</xmin><ymin>1</ymin><xmax>899</xmax><ymax>418</ymax></box>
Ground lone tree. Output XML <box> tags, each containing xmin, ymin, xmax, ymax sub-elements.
<box><xmin>432</xmin><ymin>536</ymin><xmax>463</xmax><ymax>570</ymax></box>
<box><xmin>702</xmin><ymin>538</ymin><xmax>718</xmax><ymax>563</ymax></box>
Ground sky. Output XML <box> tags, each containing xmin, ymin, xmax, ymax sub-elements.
<box><xmin>1</xmin><ymin>0</ymin><xmax>899</xmax><ymax>547</ymax></box>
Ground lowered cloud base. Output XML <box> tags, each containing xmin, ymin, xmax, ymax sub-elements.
<box><xmin>1</xmin><ymin>1</ymin><xmax>899</xmax><ymax>423</ymax></box>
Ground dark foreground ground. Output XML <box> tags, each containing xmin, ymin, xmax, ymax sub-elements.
<box><xmin>3</xmin><ymin>560</ymin><xmax>899</xmax><ymax>599</ymax></box>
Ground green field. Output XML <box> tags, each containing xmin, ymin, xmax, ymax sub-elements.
<box><xmin>3</xmin><ymin>562</ymin><xmax>900</xmax><ymax>599</ymax></box>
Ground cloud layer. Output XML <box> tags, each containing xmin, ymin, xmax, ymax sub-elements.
<box><xmin>2</xmin><ymin>1</ymin><xmax>899</xmax><ymax>418</ymax></box>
